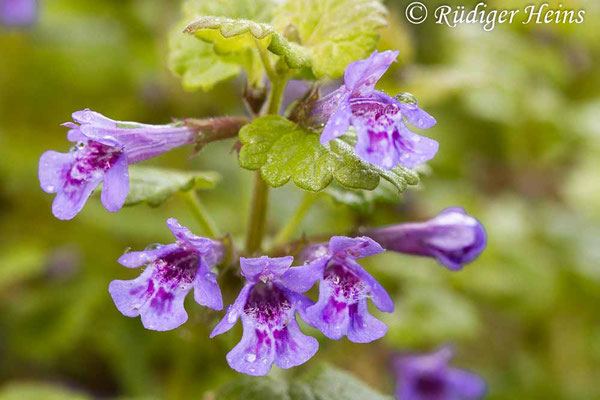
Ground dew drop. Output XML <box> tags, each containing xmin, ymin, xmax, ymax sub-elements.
<box><xmin>123</xmin><ymin>247</ymin><xmax>132</xmax><ymax>254</ymax></box>
<box><xmin>45</xmin><ymin>185</ymin><xmax>55</xmax><ymax>192</ymax></box>
<box><xmin>245</xmin><ymin>353</ymin><xmax>257</xmax><ymax>363</ymax></box>
<box><xmin>394</xmin><ymin>92</ymin><xmax>418</xmax><ymax>105</ymax></box>
<box><xmin>227</xmin><ymin>312</ymin><xmax>237</xmax><ymax>323</ymax></box>
<box><xmin>144</xmin><ymin>243</ymin><xmax>162</xmax><ymax>251</ymax></box>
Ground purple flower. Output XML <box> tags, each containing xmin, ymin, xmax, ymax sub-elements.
<box><xmin>211</xmin><ymin>255</ymin><xmax>321</xmax><ymax>376</ymax></box>
<box><xmin>393</xmin><ymin>347</ymin><xmax>486</xmax><ymax>400</ymax></box>
<box><xmin>365</xmin><ymin>207</ymin><xmax>486</xmax><ymax>271</ymax></box>
<box><xmin>39</xmin><ymin>109</ymin><xmax>196</xmax><ymax>220</ymax></box>
<box><xmin>300</xmin><ymin>236</ymin><xmax>394</xmax><ymax>343</ymax></box>
<box><xmin>309</xmin><ymin>50</ymin><xmax>438</xmax><ymax>170</ymax></box>
<box><xmin>109</xmin><ymin>218</ymin><xmax>223</xmax><ymax>331</ymax></box>
<box><xmin>0</xmin><ymin>0</ymin><xmax>36</xmax><ymax>27</ymax></box>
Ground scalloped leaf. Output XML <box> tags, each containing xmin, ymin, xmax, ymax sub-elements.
<box><xmin>169</xmin><ymin>0</ymin><xmax>277</xmax><ymax>90</ymax></box>
<box><xmin>272</xmin><ymin>0</ymin><xmax>388</xmax><ymax>78</ymax></box>
<box><xmin>184</xmin><ymin>16</ymin><xmax>311</xmax><ymax>71</ymax></box>
<box><xmin>216</xmin><ymin>364</ymin><xmax>393</xmax><ymax>400</ymax></box>
<box><xmin>238</xmin><ymin>116</ymin><xmax>418</xmax><ymax>193</ymax></box>
<box><xmin>125</xmin><ymin>166</ymin><xmax>220</xmax><ymax>207</ymax></box>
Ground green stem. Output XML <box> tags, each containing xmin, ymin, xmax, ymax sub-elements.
<box><xmin>254</xmin><ymin>38</ymin><xmax>277</xmax><ymax>81</ymax></box>
<box><xmin>181</xmin><ymin>190</ymin><xmax>220</xmax><ymax>238</ymax></box>
<box><xmin>245</xmin><ymin>172</ymin><xmax>269</xmax><ymax>254</ymax></box>
<box><xmin>271</xmin><ymin>192</ymin><xmax>318</xmax><ymax>248</ymax></box>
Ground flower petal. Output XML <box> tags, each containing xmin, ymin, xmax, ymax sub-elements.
<box><xmin>109</xmin><ymin>267</ymin><xmax>155</xmax><ymax>318</ymax></box>
<box><xmin>226</xmin><ymin>316</ymin><xmax>275</xmax><ymax>376</ymax></box>
<box><xmin>101</xmin><ymin>152</ymin><xmax>129</xmax><ymax>212</ymax></box>
<box><xmin>211</xmin><ymin>283</ymin><xmax>253</xmax><ymax>337</ymax></box>
<box><xmin>193</xmin><ymin>260</ymin><xmax>223</xmax><ymax>310</ymax></box>
<box><xmin>240</xmin><ymin>256</ymin><xmax>293</xmax><ymax>283</ymax></box>
<box><xmin>400</xmin><ymin>102</ymin><xmax>437</xmax><ymax>129</ymax></box>
<box><xmin>304</xmin><ymin>280</ymin><xmax>350</xmax><ymax>340</ymax></box>
<box><xmin>329</xmin><ymin>236</ymin><xmax>384</xmax><ymax>259</ymax></box>
<box><xmin>166</xmin><ymin>218</ymin><xmax>223</xmax><ymax>263</ymax></box>
<box><xmin>344</xmin><ymin>50</ymin><xmax>399</xmax><ymax>96</ymax></box>
<box><xmin>72</xmin><ymin>109</ymin><xmax>117</xmax><ymax>127</ymax></box>
<box><xmin>273</xmin><ymin>317</ymin><xmax>318</xmax><ymax>369</ymax></box>
<box><xmin>279</xmin><ymin>257</ymin><xmax>327</xmax><ymax>293</ymax></box>
<box><xmin>117</xmin><ymin>244</ymin><xmax>179</xmax><ymax>268</ymax></box>
<box><xmin>38</xmin><ymin>150</ymin><xmax>72</xmax><ymax>194</ymax></box>
<box><xmin>320</xmin><ymin>98</ymin><xmax>351</xmax><ymax>144</ymax></box>
<box><xmin>447</xmin><ymin>368</ymin><xmax>487</xmax><ymax>399</ymax></box>
<box><xmin>51</xmin><ymin>172</ymin><xmax>103</xmax><ymax>220</ymax></box>
<box><xmin>140</xmin><ymin>285</ymin><xmax>190</xmax><ymax>331</ymax></box>
<box><xmin>348</xmin><ymin>259</ymin><xmax>394</xmax><ymax>313</ymax></box>
<box><xmin>346</xmin><ymin>299</ymin><xmax>387</xmax><ymax>343</ymax></box>
<box><xmin>395</xmin><ymin>122</ymin><xmax>439</xmax><ymax>169</ymax></box>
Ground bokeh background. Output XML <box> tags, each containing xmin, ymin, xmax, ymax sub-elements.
<box><xmin>1</xmin><ymin>0</ymin><xmax>599</xmax><ymax>399</ymax></box>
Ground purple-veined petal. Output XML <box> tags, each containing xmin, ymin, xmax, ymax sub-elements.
<box><xmin>346</xmin><ymin>299</ymin><xmax>387</xmax><ymax>343</ymax></box>
<box><xmin>304</xmin><ymin>280</ymin><xmax>350</xmax><ymax>340</ymax></box>
<box><xmin>281</xmin><ymin>289</ymin><xmax>315</xmax><ymax>323</ymax></box>
<box><xmin>346</xmin><ymin>259</ymin><xmax>394</xmax><ymax>313</ymax></box>
<box><xmin>101</xmin><ymin>152</ymin><xmax>129</xmax><ymax>212</ymax></box>
<box><xmin>329</xmin><ymin>236</ymin><xmax>384</xmax><ymax>259</ymax></box>
<box><xmin>344</xmin><ymin>50</ymin><xmax>399</xmax><ymax>96</ymax></box>
<box><xmin>193</xmin><ymin>260</ymin><xmax>223</xmax><ymax>310</ymax></box>
<box><xmin>354</xmin><ymin>122</ymin><xmax>400</xmax><ymax>169</ymax></box>
<box><xmin>240</xmin><ymin>256</ymin><xmax>293</xmax><ymax>283</ymax></box>
<box><xmin>320</xmin><ymin>98</ymin><xmax>352</xmax><ymax>144</ymax></box>
<box><xmin>210</xmin><ymin>283</ymin><xmax>253</xmax><ymax>337</ymax></box>
<box><xmin>38</xmin><ymin>150</ymin><xmax>72</xmax><ymax>194</ymax></box>
<box><xmin>399</xmin><ymin>102</ymin><xmax>437</xmax><ymax>129</ymax></box>
<box><xmin>51</xmin><ymin>173</ymin><xmax>103</xmax><ymax>220</ymax></box>
<box><xmin>109</xmin><ymin>264</ymin><xmax>194</xmax><ymax>331</ymax></box>
<box><xmin>447</xmin><ymin>368</ymin><xmax>487</xmax><ymax>399</ymax></box>
<box><xmin>273</xmin><ymin>317</ymin><xmax>318</xmax><ymax>369</ymax></box>
<box><xmin>395</xmin><ymin>122</ymin><xmax>439</xmax><ymax>169</ymax></box>
<box><xmin>279</xmin><ymin>257</ymin><xmax>327</xmax><ymax>293</ymax></box>
<box><xmin>118</xmin><ymin>243</ymin><xmax>179</xmax><ymax>268</ymax></box>
<box><xmin>226</xmin><ymin>315</ymin><xmax>276</xmax><ymax>376</ymax></box>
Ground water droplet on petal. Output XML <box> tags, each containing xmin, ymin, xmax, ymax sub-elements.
<box><xmin>245</xmin><ymin>353</ymin><xmax>256</xmax><ymax>363</ymax></box>
<box><xmin>45</xmin><ymin>185</ymin><xmax>55</xmax><ymax>192</ymax></box>
<box><xmin>144</xmin><ymin>243</ymin><xmax>162</xmax><ymax>251</ymax></box>
<box><xmin>123</xmin><ymin>247</ymin><xmax>132</xmax><ymax>254</ymax></box>
<box><xmin>227</xmin><ymin>312</ymin><xmax>237</xmax><ymax>323</ymax></box>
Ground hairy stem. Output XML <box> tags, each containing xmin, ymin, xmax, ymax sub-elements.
<box><xmin>184</xmin><ymin>116</ymin><xmax>249</xmax><ymax>150</ymax></box>
<box><xmin>181</xmin><ymin>190</ymin><xmax>221</xmax><ymax>238</ymax></box>
<box><xmin>245</xmin><ymin>172</ymin><xmax>270</xmax><ymax>254</ymax></box>
<box><xmin>271</xmin><ymin>192</ymin><xmax>318</xmax><ymax>249</ymax></box>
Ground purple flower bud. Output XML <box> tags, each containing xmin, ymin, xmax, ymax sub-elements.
<box><xmin>393</xmin><ymin>347</ymin><xmax>486</xmax><ymax>400</ymax></box>
<box><xmin>300</xmin><ymin>236</ymin><xmax>394</xmax><ymax>343</ymax></box>
<box><xmin>365</xmin><ymin>207</ymin><xmax>487</xmax><ymax>271</ymax></box>
<box><xmin>0</xmin><ymin>0</ymin><xmax>36</xmax><ymax>27</ymax></box>
<box><xmin>211</xmin><ymin>255</ymin><xmax>321</xmax><ymax>376</ymax></box>
<box><xmin>109</xmin><ymin>218</ymin><xmax>224</xmax><ymax>331</ymax></box>
<box><xmin>39</xmin><ymin>109</ymin><xmax>196</xmax><ymax>220</ymax></box>
<box><xmin>310</xmin><ymin>50</ymin><xmax>438</xmax><ymax>170</ymax></box>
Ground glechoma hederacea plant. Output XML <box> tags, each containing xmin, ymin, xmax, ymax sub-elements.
<box><xmin>38</xmin><ymin>0</ymin><xmax>487</xmax><ymax>397</ymax></box>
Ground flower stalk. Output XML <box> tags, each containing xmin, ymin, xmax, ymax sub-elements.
<box><xmin>181</xmin><ymin>189</ymin><xmax>221</xmax><ymax>238</ymax></box>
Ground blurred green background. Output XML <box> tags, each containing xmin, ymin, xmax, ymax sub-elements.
<box><xmin>1</xmin><ymin>0</ymin><xmax>599</xmax><ymax>399</ymax></box>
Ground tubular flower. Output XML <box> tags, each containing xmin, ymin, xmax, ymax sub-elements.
<box><xmin>38</xmin><ymin>109</ymin><xmax>196</xmax><ymax>220</ymax></box>
<box><xmin>109</xmin><ymin>218</ymin><xmax>223</xmax><ymax>331</ymax></box>
<box><xmin>211</xmin><ymin>256</ymin><xmax>321</xmax><ymax>376</ymax></box>
<box><xmin>393</xmin><ymin>347</ymin><xmax>486</xmax><ymax>400</ymax></box>
<box><xmin>299</xmin><ymin>236</ymin><xmax>394</xmax><ymax>343</ymax></box>
<box><xmin>365</xmin><ymin>207</ymin><xmax>486</xmax><ymax>270</ymax></box>
<box><xmin>309</xmin><ymin>50</ymin><xmax>438</xmax><ymax>170</ymax></box>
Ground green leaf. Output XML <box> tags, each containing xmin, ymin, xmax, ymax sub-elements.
<box><xmin>272</xmin><ymin>0</ymin><xmax>388</xmax><ymax>78</ymax></box>
<box><xmin>0</xmin><ymin>383</ymin><xmax>91</xmax><ymax>400</ymax></box>
<box><xmin>216</xmin><ymin>364</ymin><xmax>393</xmax><ymax>400</ymax></box>
<box><xmin>168</xmin><ymin>23</ymin><xmax>241</xmax><ymax>91</ymax></box>
<box><xmin>184</xmin><ymin>16</ymin><xmax>311</xmax><ymax>71</ymax></box>
<box><xmin>238</xmin><ymin>116</ymin><xmax>418</xmax><ymax>193</ymax></box>
<box><xmin>323</xmin><ymin>181</ymin><xmax>399</xmax><ymax>214</ymax></box>
<box><xmin>125</xmin><ymin>166</ymin><xmax>220</xmax><ymax>207</ymax></box>
<box><xmin>170</xmin><ymin>0</ymin><xmax>278</xmax><ymax>89</ymax></box>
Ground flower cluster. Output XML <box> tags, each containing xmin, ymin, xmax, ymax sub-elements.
<box><xmin>105</xmin><ymin>212</ymin><xmax>485</xmax><ymax>376</ymax></box>
<box><xmin>309</xmin><ymin>50</ymin><xmax>438</xmax><ymax>170</ymax></box>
